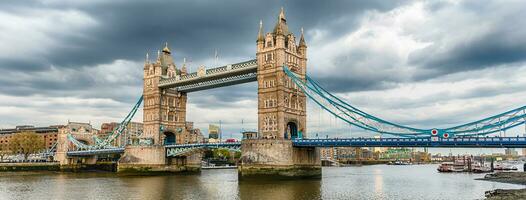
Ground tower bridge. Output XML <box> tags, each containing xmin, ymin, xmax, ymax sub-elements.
<box><xmin>57</xmin><ymin>8</ymin><xmax>526</xmax><ymax>178</ymax></box>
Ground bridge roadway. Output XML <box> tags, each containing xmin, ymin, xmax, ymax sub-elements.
<box><xmin>66</xmin><ymin>137</ymin><xmax>526</xmax><ymax>157</ymax></box>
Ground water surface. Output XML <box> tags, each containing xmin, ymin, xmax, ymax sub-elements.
<box><xmin>0</xmin><ymin>164</ymin><xmax>523</xmax><ymax>200</ymax></box>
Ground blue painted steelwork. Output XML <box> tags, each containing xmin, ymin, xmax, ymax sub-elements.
<box><xmin>67</xmin><ymin>96</ymin><xmax>143</xmax><ymax>150</ymax></box>
<box><xmin>61</xmin><ymin>136</ymin><xmax>526</xmax><ymax>157</ymax></box>
<box><xmin>283</xmin><ymin>66</ymin><xmax>526</xmax><ymax>138</ymax></box>
<box><xmin>293</xmin><ymin>137</ymin><xmax>526</xmax><ymax>148</ymax></box>
<box><xmin>67</xmin><ymin>147</ymin><xmax>125</xmax><ymax>156</ymax></box>
<box><xmin>165</xmin><ymin>142</ymin><xmax>241</xmax><ymax>157</ymax></box>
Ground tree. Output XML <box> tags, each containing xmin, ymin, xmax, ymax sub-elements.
<box><xmin>9</xmin><ymin>131</ymin><xmax>45</xmax><ymax>161</ymax></box>
<box><xmin>0</xmin><ymin>143</ymin><xmax>10</xmax><ymax>161</ymax></box>
<box><xmin>213</xmin><ymin>149</ymin><xmax>231</xmax><ymax>160</ymax></box>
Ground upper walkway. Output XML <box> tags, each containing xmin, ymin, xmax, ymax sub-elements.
<box><xmin>158</xmin><ymin>59</ymin><xmax>257</xmax><ymax>92</ymax></box>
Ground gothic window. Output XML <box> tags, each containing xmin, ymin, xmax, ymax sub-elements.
<box><xmin>265</xmin><ymin>53</ymin><xmax>273</xmax><ymax>62</ymax></box>
<box><xmin>272</xmin><ymin>115</ymin><xmax>277</xmax><ymax>131</ymax></box>
<box><xmin>266</xmin><ymin>41</ymin><xmax>271</xmax><ymax>47</ymax></box>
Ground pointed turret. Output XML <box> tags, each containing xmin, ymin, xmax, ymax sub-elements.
<box><xmin>273</xmin><ymin>7</ymin><xmax>289</xmax><ymax>35</ymax></box>
<box><xmin>299</xmin><ymin>27</ymin><xmax>306</xmax><ymax>47</ymax></box>
<box><xmin>257</xmin><ymin>20</ymin><xmax>264</xmax><ymax>42</ymax></box>
<box><xmin>162</xmin><ymin>42</ymin><xmax>171</xmax><ymax>54</ymax></box>
<box><xmin>279</xmin><ymin>7</ymin><xmax>286</xmax><ymax>22</ymax></box>
<box><xmin>145</xmin><ymin>52</ymin><xmax>150</xmax><ymax>64</ymax></box>
<box><xmin>156</xmin><ymin>50</ymin><xmax>161</xmax><ymax>63</ymax></box>
<box><xmin>181</xmin><ymin>57</ymin><xmax>188</xmax><ymax>75</ymax></box>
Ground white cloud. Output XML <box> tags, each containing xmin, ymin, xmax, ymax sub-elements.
<box><xmin>0</xmin><ymin>59</ymin><xmax>143</xmax><ymax>129</ymax></box>
<box><xmin>0</xmin><ymin>8</ymin><xmax>97</xmax><ymax>61</ymax></box>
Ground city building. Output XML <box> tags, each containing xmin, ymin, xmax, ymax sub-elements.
<box><xmin>100</xmin><ymin>122</ymin><xmax>143</xmax><ymax>146</ymax></box>
<box><xmin>320</xmin><ymin>147</ymin><xmax>336</xmax><ymax>160</ymax></box>
<box><xmin>0</xmin><ymin>125</ymin><xmax>62</xmax><ymax>152</ymax></box>
<box><xmin>176</xmin><ymin>123</ymin><xmax>204</xmax><ymax>144</ymax></box>
<box><xmin>372</xmin><ymin>135</ymin><xmax>387</xmax><ymax>153</ymax></box>
<box><xmin>209</xmin><ymin>124</ymin><xmax>220</xmax><ymax>139</ymax></box>
<box><xmin>505</xmin><ymin>148</ymin><xmax>518</xmax><ymax>157</ymax></box>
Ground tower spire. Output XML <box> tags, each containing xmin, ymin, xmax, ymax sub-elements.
<box><xmin>145</xmin><ymin>52</ymin><xmax>150</xmax><ymax>64</ymax></box>
<box><xmin>162</xmin><ymin>42</ymin><xmax>171</xmax><ymax>54</ymax></box>
<box><xmin>299</xmin><ymin>27</ymin><xmax>306</xmax><ymax>47</ymax></box>
<box><xmin>257</xmin><ymin>20</ymin><xmax>264</xmax><ymax>42</ymax></box>
<box><xmin>273</xmin><ymin>7</ymin><xmax>289</xmax><ymax>35</ymax></box>
<box><xmin>181</xmin><ymin>57</ymin><xmax>187</xmax><ymax>74</ymax></box>
<box><xmin>279</xmin><ymin>7</ymin><xmax>286</xmax><ymax>21</ymax></box>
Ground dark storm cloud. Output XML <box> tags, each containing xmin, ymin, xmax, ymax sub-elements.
<box><xmin>3</xmin><ymin>0</ymin><xmax>526</xmax><ymax>133</ymax></box>
<box><xmin>410</xmin><ymin>28</ymin><xmax>526</xmax><ymax>79</ymax></box>
<box><xmin>0</xmin><ymin>0</ymin><xmax>407</xmax><ymax>71</ymax></box>
<box><xmin>409</xmin><ymin>0</ymin><xmax>526</xmax><ymax>79</ymax></box>
<box><xmin>0</xmin><ymin>0</ymin><xmax>408</xmax><ymax>105</ymax></box>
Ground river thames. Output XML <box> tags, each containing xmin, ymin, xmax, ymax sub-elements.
<box><xmin>0</xmin><ymin>164</ymin><xmax>523</xmax><ymax>200</ymax></box>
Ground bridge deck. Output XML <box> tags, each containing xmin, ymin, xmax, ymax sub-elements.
<box><xmin>66</xmin><ymin>137</ymin><xmax>526</xmax><ymax>157</ymax></box>
<box><xmin>293</xmin><ymin>137</ymin><xmax>526</xmax><ymax>148</ymax></box>
<box><xmin>158</xmin><ymin>59</ymin><xmax>257</xmax><ymax>92</ymax></box>
<box><xmin>66</xmin><ymin>148</ymin><xmax>125</xmax><ymax>156</ymax></box>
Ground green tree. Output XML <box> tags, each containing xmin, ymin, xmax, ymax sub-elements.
<box><xmin>234</xmin><ymin>151</ymin><xmax>241</xmax><ymax>159</ymax></box>
<box><xmin>9</xmin><ymin>131</ymin><xmax>45</xmax><ymax>161</ymax></box>
<box><xmin>0</xmin><ymin>143</ymin><xmax>10</xmax><ymax>161</ymax></box>
<box><xmin>213</xmin><ymin>149</ymin><xmax>231</xmax><ymax>160</ymax></box>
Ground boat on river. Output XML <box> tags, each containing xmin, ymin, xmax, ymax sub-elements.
<box><xmin>437</xmin><ymin>162</ymin><xmax>467</xmax><ymax>172</ymax></box>
<box><xmin>493</xmin><ymin>163</ymin><xmax>518</xmax><ymax>171</ymax></box>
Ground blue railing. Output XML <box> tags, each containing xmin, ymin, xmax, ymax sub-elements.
<box><xmin>293</xmin><ymin>137</ymin><xmax>526</xmax><ymax>148</ymax></box>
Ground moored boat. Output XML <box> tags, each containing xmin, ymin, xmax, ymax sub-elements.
<box><xmin>437</xmin><ymin>162</ymin><xmax>467</xmax><ymax>172</ymax></box>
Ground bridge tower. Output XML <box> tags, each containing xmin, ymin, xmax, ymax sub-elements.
<box><xmin>142</xmin><ymin>43</ymin><xmax>188</xmax><ymax>145</ymax></box>
<box><xmin>118</xmin><ymin>43</ymin><xmax>201</xmax><ymax>173</ymax></box>
<box><xmin>256</xmin><ymin>8</ymin><xmax>307</xmax><ymax>140</ymax></box>
<box><xmin>239</xmin><ymin>8</ymin><xmax>320</xmax><ymax>179</ymax></box>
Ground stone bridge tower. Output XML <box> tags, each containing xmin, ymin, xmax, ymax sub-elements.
<box><xmin>239</xmin><ymin>8</ymin><xmax>320</xmax><ymax>179</ymax></box>
<box><xmin>257</xmin><ymin>8</ymin><xmax>307</xmax><ymax>139</ymax></box>
<box><xmin>142</xmin><ymin>44</ymin><xmax>187</xmax><ymax>145</ymax></box>
<box><xmin>118</xmin><ymin>44</ymin><xmax>201</xmax><ymax>173</ymax></box>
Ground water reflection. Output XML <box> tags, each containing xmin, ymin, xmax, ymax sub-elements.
<box><xmin>0</xmin><ymin>165</ymin><xmax>524</xmax><ymax>200</ymax></box>
<box><xmin>373</xmin><ymin>168</ymin><xmax>384</xmax><ymax>199</ymax></box>
<box><xmin>239</xmin><ymin>178</ymin><xmax>321</xmax><ymax>200</ymax></box>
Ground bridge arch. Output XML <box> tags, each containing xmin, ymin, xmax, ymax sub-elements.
<box><xmin>287</xmin><ymin>121</ymin><xmax>299</xmax><ymax>139</ymax></box>
<box><xmin>163</xmin><ymin>131</ymin><xmax>176</xmax><ymax>145</ymax></box>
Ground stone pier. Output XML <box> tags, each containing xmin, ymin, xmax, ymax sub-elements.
<box><xmin>117</xmin><ymin>146</ymin><xmax>201</xmax><ymax>173</ymax></box>
<box><xmin>238</xmin><ymin>139</ymin><xmax>321</xmax><ymax>179</ymax></box>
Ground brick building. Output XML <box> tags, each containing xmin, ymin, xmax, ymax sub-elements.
<box><xmin>0</xmin><ymin>125</ymin><xmax>62</xmax><ymax>152</ymax></box>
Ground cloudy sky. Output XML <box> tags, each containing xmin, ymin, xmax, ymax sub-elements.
<box><xmin>1</xmin><ymin>0</ymin><xmax>525</xmax><ymax>153</ymax></box>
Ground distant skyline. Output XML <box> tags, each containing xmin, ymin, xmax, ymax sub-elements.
<box><xmin>1</xmin><ymin>0</ymin><xmax>525</xmax><ymax>155</ymax></box>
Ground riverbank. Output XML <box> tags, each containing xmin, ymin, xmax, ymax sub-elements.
<box><xmin>0</xmin><ymin>162</ymin><xmax>60</xmax><ymax>171</ymax></box>
<box><xmin>485</xmin><ymin>188</ymin><xmax>526</xmax><ymax>200</ymax></box>
<box><xmin>0</xmin><ymin>162</ymin><xmax>116</xmax><ymax>172</ymax></box>
<box><xmin>478</xmin><ymin>172</ymin><xmax>526</xmax><ymax>185</ymax></box>
<box><xmin>477</xmin><ymin>172</ymin><xmax>526</xmax><ymax>199</ymax></box>
<box><xmin>340</xmin><ymin>160</ymin><xmax>391</xmax><ymax>165</ymax></box>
